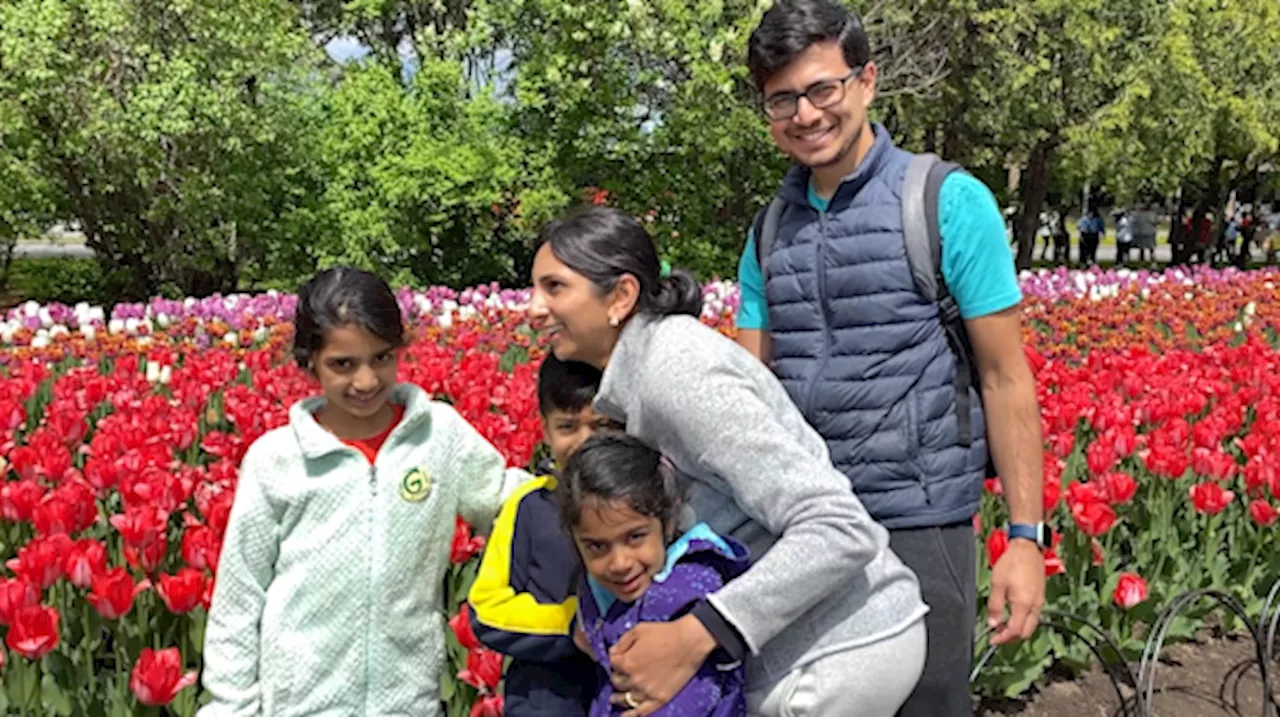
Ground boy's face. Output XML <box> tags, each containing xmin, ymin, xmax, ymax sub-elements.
<box><xmin>543</xmin><ymin>405</ymin><xmax>619</xmax><ymax>468</ymax></box>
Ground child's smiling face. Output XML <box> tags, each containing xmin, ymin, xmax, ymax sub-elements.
<box><xmin>572</xmin><ymin>500</ymin><xmax>666</xmax><ymax>604</ymax></box>
<box><xmin>543</xmin><ymin>405</ymin><xmax>620</xmax><ymax>468</ymax></box>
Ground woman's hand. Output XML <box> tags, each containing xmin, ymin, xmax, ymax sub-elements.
<box><xmin>607</xmin><ymin>614</ymin><xmax>716</xmax><ymax>717</ymax></box>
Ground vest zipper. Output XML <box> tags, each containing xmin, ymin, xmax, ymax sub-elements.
<box><xmin>803</xmin><ymin>209</ymin><xmax>835</xmax><ymax>416</ymax></box>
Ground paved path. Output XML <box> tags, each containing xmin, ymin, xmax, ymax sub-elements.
<box><xmin>13</xmin><ymin>242</ymin><xmax>94</xmax><ymax>259</ymax></box>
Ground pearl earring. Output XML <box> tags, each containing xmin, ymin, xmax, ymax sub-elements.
<box><xmin>609</xmin><ymin>316</ymin><xmax>620</xmax><ymax>327</ymax></box>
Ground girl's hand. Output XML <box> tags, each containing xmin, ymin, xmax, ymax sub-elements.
<box><xmin>608</xmin><ymin>615</ymin><xmax>716</xmax><ymax>717</ymax></box>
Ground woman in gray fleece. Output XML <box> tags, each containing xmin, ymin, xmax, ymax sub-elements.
<box><xmin>528</xmin><ymin>205</ymin><xmax>929</xmax><ymax>717</ymax></box>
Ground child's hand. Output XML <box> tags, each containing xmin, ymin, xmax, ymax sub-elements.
<box><xmin>573</xmin><ymin>620</ymin><xmax>592</xmax><ymax>658</ymax></box>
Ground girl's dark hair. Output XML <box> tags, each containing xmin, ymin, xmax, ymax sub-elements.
<box><xmin>538</xmin><ymin>205</ymin><xmax>702</xmax><ymax>320</ymax></box>
<box><xmin>292</xmin><ymin>267</ymin><xmax>406</xmax><ymax>369</ymax></box>
<box><xmin>747</xmin><ymin>0</ymin><xmax>871</xmax><ymax>91</ymax></box>
<box><xmin>559</xmin><ymin>433</ymin><xmax>681</xmax><ymax>534</ymax></box>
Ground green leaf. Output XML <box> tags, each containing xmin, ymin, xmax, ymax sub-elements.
<box><xmin>40</xmin><ymin>673</ymin><xmax>73</xmax><ymax>716</ymax></box>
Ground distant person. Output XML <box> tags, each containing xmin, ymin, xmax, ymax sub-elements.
<box><xmin>1116</xmin><ymin>211</ymin><xmax>1133</xmax><ymax>264</ymax></box>
<box><xmin>1077</xmin><ymin>208</ymin><xmax>1104</xmax><ymax>266</ymax></box>
<box><xmin>1130</xmin><ymin>205</ymin><xmax>1158</xmax><ymax>265</ymax></box>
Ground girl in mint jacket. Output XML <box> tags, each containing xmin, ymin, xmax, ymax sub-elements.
<box><xmin>199</xmin><ymin>268</ymin><xmax>527</xmax><ymax>717</ymax></box>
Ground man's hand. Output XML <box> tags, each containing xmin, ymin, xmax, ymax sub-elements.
<box><xmin>607</xmin><ymin>615</ymin><xmax>716</xmax><ymax>717</ymax></box>
<box><xmin>987</xmin><ymin>539</ymin><xmax>1045</xmax><ymax>645</ymax></box>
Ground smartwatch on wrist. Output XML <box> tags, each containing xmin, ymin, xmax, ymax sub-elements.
<box><xmin>1008</xmin><ymin>522</ymin><xmax>1052</xmax><ymax>550</ymax></box>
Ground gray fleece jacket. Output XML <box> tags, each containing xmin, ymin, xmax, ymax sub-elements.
<box><xmin>594</xmin><ymin>313</ymin><xmax>928</xmax><ymax>687</ymax></box>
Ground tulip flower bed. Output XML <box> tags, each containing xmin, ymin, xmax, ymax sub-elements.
<box><xmin>0</xmin><ymin>265</ymin><xmax>1277</xmax><ymax>715</ymax></box>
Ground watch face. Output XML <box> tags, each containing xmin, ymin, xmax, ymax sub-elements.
<box><xmin>1038</xmin><ymin>524</ymin><xmax>1053</xmax><ymax>546</ymax></box>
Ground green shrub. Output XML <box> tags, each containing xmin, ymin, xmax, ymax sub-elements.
<box><xmin>9</xmin><ymin>257</ymin><xmax>124</xmax><ymax>305</ymax></box>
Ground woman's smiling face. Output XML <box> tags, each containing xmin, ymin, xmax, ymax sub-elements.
<box><xmin>528</xmin><ymin>242</ymin><xmax>634</xmax><ymax>368</ymax></box>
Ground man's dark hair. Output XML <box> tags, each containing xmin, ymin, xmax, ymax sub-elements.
<box><xmin>537</xmin><ymin>354</ymin><xmax>603</xmax><ymax>417</ymax></box>
<box><xmin>747</xmin><ymin>0</ymin><xmax>871</xmax><ymax>91</ymax></box>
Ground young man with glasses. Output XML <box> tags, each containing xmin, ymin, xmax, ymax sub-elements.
<box><xmin>736</xmin><ymin>2</ymin><xmax>1047</xmax><ymax>715</ymax></box>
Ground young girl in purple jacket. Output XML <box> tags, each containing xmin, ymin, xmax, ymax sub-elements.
<box><xmin>559</xmin><ymin>433</ymin><xmax>750</xmax><ymax>717</ymax></box>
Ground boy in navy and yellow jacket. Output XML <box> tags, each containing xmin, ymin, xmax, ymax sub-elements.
<box><xmin>468</xmin><ymin>355</ymin><xmax>619</xmax><ymax>716</ymax></box>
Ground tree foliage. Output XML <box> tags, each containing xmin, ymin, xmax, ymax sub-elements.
<box><xmin>3</xmin><ymin>0</ymin><xmax>1280</xmax><ymax>300</ymax></box>
<box><xmin>0</xmin><ymin>0</ymin><xmax>329</xmax><ymax>298</ymax></box>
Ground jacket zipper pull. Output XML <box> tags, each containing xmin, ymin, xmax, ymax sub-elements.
<box><xmin>369</xmin><ymin>466</ymin><xmax>377</xmax><ymax>496</ymax></box>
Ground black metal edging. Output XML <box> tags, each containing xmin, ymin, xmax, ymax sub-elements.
<box><xmin>972</xmin><ymin>580</ymin><xmax>1280</xmax><ymax>717</ymax></box>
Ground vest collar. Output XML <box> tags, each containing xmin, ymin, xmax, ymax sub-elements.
<box><xmin>777</xmin><ymin>122</ymin><xmax>895</xmax><ymax>209</ymax></box>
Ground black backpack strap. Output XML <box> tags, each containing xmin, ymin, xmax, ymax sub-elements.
<box><xmin>902</xmin><ymin>154</ymin><xmax>978</xmax><ymax>447</ymax></box>
<box><xmin>753</xmin><ymin>196</ymin><xmax>786</xmax><ymax>281</ymax></box>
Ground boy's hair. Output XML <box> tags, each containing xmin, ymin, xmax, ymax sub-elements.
<box><xmin>292</xmin><ymin>267</ymin><xmax>406</xmax><ymax>369</ymax></box>
<box><xmin>747</xmin><ymin>0</ymin><xmax>871</xmax><ymax>91</ymax></box>
<box><xmin>558</xmin><ymin>433</ymin><xmax>681</xmax><ymax>535</ymax></box>
<box><xmin>537</xmin><ymin>354</ymin><xmax>603</xmax><ymax>416</ymax></box>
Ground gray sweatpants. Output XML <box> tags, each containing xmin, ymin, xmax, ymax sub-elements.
<box><xmin>746</xmin><ymin>618</ymin><xmax>926</xmax><ymax>717</ymax></box>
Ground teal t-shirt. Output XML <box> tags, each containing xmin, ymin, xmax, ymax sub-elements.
<box><xmin>736</xmin><ymin>172</ymin><xmax>1021</xmax><ymax>330</ymax></box>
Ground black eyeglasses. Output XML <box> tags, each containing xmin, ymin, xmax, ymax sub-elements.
<box><xmin>761</xmin><ymin>68</ymin><xmax>863</xmax><ymax>121</ymax></box>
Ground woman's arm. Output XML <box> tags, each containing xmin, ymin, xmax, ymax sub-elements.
<box><xmin>641</xmin><ymin>353</ymin><xmax>885</xmax><ymax>656</ymax></box>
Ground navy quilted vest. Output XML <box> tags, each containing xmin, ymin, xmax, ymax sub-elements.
<box><xmin>764</xmin><ymin>124</ymin><xmax>987</xmax><ymax>529</ymax></box>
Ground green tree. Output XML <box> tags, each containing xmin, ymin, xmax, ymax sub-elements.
<box><xmin>0</xmin><ymin>0</ymin><xmax>331</xmax><ymax>298</ymax></box>
<box><xmin>1072</xmin><ymin>0</ymin><xmax>1280</xmax><ymax>249</ymax></box>
<box><xmin>315</xmin><ymin>59</ymin><xmax>566</xmax><ymax>288</ymax></box>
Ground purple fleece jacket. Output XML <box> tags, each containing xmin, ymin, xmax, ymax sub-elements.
<box><xmin>578</xmin><ymin>523</ymin><xmax>750</xmax><ymax>717</ymax></box>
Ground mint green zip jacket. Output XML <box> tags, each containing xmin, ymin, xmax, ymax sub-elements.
<box><xmin>199</xmin><ymin>383</ymin><xmax>528</xmax><ymax>717</ymax></box>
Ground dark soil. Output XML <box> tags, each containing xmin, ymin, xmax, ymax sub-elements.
<box><xmin>977</xmin><ymin>635</ymin><xmax>1276</xmax><ymax>717</ymax></box>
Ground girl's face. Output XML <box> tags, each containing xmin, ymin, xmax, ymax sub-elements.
<box><xmin>529</xmin><ymin>243</ymin><xmax>637</xmax><ymax>369</ymax></box>
<box><xmin>311</xmin><ymin>323</ymin><xmax>400</xmax><ymax>435</ymax></box>
<box><xmin>572</xmin><ymin>500</ymin><xmax>666</xmax><ymax>604</ymax></box>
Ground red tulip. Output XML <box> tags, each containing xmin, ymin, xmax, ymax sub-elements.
<box><xmin>451</xmin><ymin>604</ymin><xmax>481</xmax><ymax>650</ymax></box>
<box><xmin>471</xmin><ymin>694</ymin><xmax>504</xmax><ymax>717</ymax></box>
<box><xmin>1192</xmin><ymin>447</ymin><xmax>1237</xmax><ymax>481</ymax></box>
<box><xmin>1249</xmin><ymin>499</ymin><xmax>1278</xmax><ymax>527</ymax></box>
<box><xmin>0</xmin><ymin>479</ymin><xmax>45</xmax><ymax>523</ymax></box>
<box><xmin>181</xmin><ymin>524</ymin><xmax>222</xmax><ymax>572</ymax></box>
<box><xmin>6</xmin><ymin>604</ymin><xmax>59</xmax><ymax>659</ymax></box>
<box><xmin>1086</xmin><ymin>440</ymin><xmax>1116</xmax><ymax>476</ymax></box>
<box><xmin>155</xmin><ymin>568</ymin><xmax>206</xmax><ymax>614</ymax></box>
<box><xmin>1042</xmin><ymin>475</ymin><xmax>1062</xmax><ymax>514</ymax></box>
<box><xmin>110</xmin><ymin>505</ymin><xmax>169</xmax><ymax>548</ymax></box>
<box><xmin>1113</xmin><ymin>573</ymin><xmax>1148</xmax><ymax>609</ymax></box>
<box><xmin>1042</xmin><ymin>534</ymin><xmax>1065</xmax><ymax>577</ymax></box>
<box><xmin>1070</xmin><ymin>497</ymin><xmax>1117</xmax><ymax>536</ymax></box>
<box><xmin>451</xmin><ymin>516</ymin><xmax>486</xmax><ymax>564</ymax></box>
<box><xmin>1189</xmin><ymin>482</ymin><xmax>1235</xmax><ymax>515</ymax></box>
<box><xmin>130</xmin><ymin>647</ymin><xmax>198</xmax><ymax>706</ymax></box>
<box><xmin>457</xmin><ymin>647</ymin><xmax>503</xmax><ymax>691</ymax></box>
<box><xmin>0</xmin><ymin>578</ymin><xmax>40</xmax><ymax>625</ymax></box>
<box><xmin>124</xmin><ymin>540</ymin><xmax>169</xmax><ymax>574</ymax></box>
<box><xmin>62</xmin><ymin>539</ymin><xmax>108</xmax><ymax>588</ymax></box>
<box><xmin>985</xmin><ymin>529</ymin><xmax>1008</xmax><ymax>568</ymax></box>
<box><xmin>87</xmin><ymin>568</ymin><xmax>150</xmax><ymax>620</ymax></box>
<box><xmin>1100</xmin><ymin>471</ymin><xmax>1137</xmax><ymax>505</ymax></box>
<box><xmin>6</xmin><ymin>534</ymin><xmax>71</xmax><ymax>588</ymax></box>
